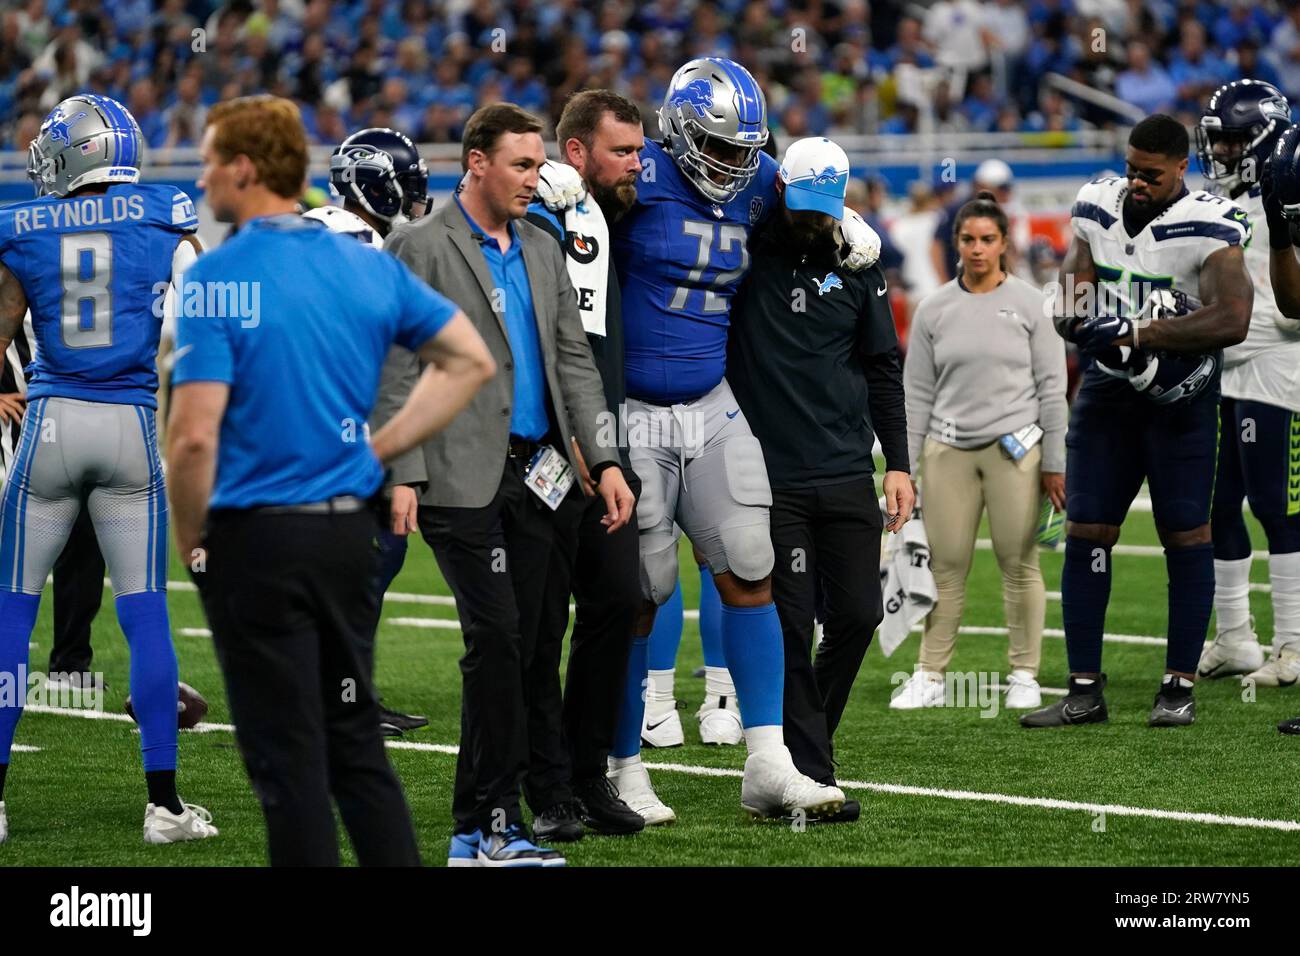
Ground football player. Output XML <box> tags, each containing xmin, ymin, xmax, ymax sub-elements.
<box><xmin>1021</xmin><ymin>114</ymin><xmax>1253</xmax><ymax>729</ymax></box>
<box><xmin>604</xmin><ymin>57</ymin><xmax>878</xmax><ymax>819</ymax></box>
<box><xmin>0</xmin><ymin>94</ymin><xmax>219</xmax><ymax>843</ymax></box>
<box><xmin>1193</xmin><ymin>82</ymin><xmax>1300</xmax><ymax>689</ymax></box>
<box><xmin>303</xmin><ymin>127</ymin><xmax>432</xmax><ymax>737</ymax></box>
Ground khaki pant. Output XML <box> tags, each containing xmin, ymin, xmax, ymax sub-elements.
<box><xmin>918</xmin><ymin>437</ymin><xmax>1045</xmax><ymax>675</ymax></box>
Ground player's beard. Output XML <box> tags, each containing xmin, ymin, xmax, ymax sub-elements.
<box><xmin>791</xmin><ymin>222</ymin><xmax>838</xmax><ymax>259</ymax></box>
<box><xmin>590</xmin><ymin>177</ymin><xmax>638</xmax><ymax>223</ymax></box>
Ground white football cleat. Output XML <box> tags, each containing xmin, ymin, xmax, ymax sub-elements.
<box><xmin>143</xmin><ymin>803</ymin><xmax>219</xmax><ymax>844</ymax></box>
<box><xmin>889</xmin><ymin>670</ymin><xmax>945</xmax><ymax>709</ymax></box>
<box><xmin>1198</xmin><ymin>619</ymin><xmax>1265</xmax><ymax>678</ymax></box>
<box><xmin>1004</xmin><ymin>670</ymin><xmax>1042</xmax><ymax>709</ymax></box>
<box><xmin>697</xmin><ymin>694</ymin><xmax>743</xmax><ymax>745</ymax></box>
<box><xmin>741</xmin><ymin>747</ymin><xmax>845</xmax><ymax>820</ymax></box>
<box><xmin>1244</xmin><ymin>644</ymin><xmax>1300</xmax><ymax>688</ymax></box>
<box><xmin>607</xmin><ymin>760</ymin><xmax>676</xmax><ymax>825</ymax></box>
<box><xmin>641</xmin><ymin>699</ymin><xmax>684</xmax><ymax>748</ymax></box>
<box><xmin>0</xmin><ymin>801</ymin><xmax>7</xmax><ymax>844</ymax></box>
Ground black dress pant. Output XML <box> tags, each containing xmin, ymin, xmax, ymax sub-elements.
<box><xmin>48</xmin><ymin>505</ymin><xmax>105</xmax><ymax>675</ymax></box>
<box><xmin>198</xmin><ymin>506</ymin><xmax>420</xmax><ymax>867</ymax></box>
<box><xmin>536</xmin><ymin>473</ymin><xmax>640</xmax><ymax>786</ymax></box>
<box><xmin>770</xmin><ymin>476</ymin><xmax>883</xmax><ymax>784</ymax></box>
<box><xmin>419</xmin><ymin>456</ymin><xmax>566</xmax><ymax>834</ymax></box>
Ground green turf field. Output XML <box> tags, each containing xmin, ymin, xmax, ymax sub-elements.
<box><xmin>4</xmin><ymin>480</ymin><xmax>1300</xmax><ymax>867</ymax></box>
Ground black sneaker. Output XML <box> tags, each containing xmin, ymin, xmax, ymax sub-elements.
<box><xmin>573</xmin><ymin>775</ymin><xmax>646</xmax><ymax>835</ymax></box>
<box><xmin>533</xmin><ymin>800</ymin><xmax>585</xmax><ymax>843</ymax></box>
<box><xmin>1149</xmin><ymin>676</ymin><xmax>1196</xmax><ymax>727</ymax></box>
<box><xmin>379</xmin><ymin>705</ymin><xmax>429</xmax><ymax>732</ymax></box>
<box><xmin>1020</xmin><ymin>675</ymin><xmax>1109</xmax><ymax>728</ymax></box>
<box><xmin>1278</xmin><ymin>716</ymin><xmax>1300</xmax><ymax>735</ymax></box>
<box><xmin>379</xmin><ymin>719</ymin><xmax>403</xmax><ymax>738</ymax></box>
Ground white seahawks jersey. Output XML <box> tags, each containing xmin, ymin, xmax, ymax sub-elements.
<box><xmin>302</xmin><ymin>204</ymin><xmax>385</xmax><ymax>250</ymax></box>
<box><xmin>1070</xmin><ymin>175</ymin><xmax>1250</xmax><ymax>323</ymax></box>
<box><xmin>1214</xmin><ymin>185</ymin><xmax>1300</xmax><ymax>410</ymax></box>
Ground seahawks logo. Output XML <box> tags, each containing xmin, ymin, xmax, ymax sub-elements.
<box><xmin>565</xmin><ymin>231</ymin><xmax>599</xmax><ymax>264</ymax></box>
<box><xmin>1262</xmin><ymin>96</ymin><xmax>1290</xmax><ymax>122</ymax></box>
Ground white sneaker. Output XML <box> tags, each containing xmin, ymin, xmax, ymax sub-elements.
<box><xmin>0</xmin><ymin>801</ymin><xmax>7</xmax><ymax>844</ymax></box>
<box><xmin>607</xmin><ymin>760</ymin><xmax>676</xmax><ymax>825</ymax></box>
<box><xmin>697</xmin><ymin>694</ymin><xmax>743</xmax><ymax>745</ymax></box>
<box><xmin>889</xmin><ymin>670</ymin><xmax>946</xmax><ymax>709</ymax></box>
<box><xmin>1004</xmin><ymin>670</ymin><xmax>1042</xmax><ymax>709</ymax></box>
<box><xmin>740</xmin><ymin>747</ymin><xmax>844</xmax><ymax>819</ymax></box>
<box><xmin>1198</xmin><ymin>619</ymin><xmax>1265</xmax><ymax>678</ymax></box>
<box><xmin>641</xmin><ymin>699</ymin><xmax>684</xmax><ymax>748</ymax></box>
<box><xmin>1245</xmin><ymin>644</ymin><xmax>1300</xmax><ymax>688</ymax></box>
<box><xmin>143</xmin><ymin>803</ymin><xmax>219</xmax><ymax>844</ymax></box>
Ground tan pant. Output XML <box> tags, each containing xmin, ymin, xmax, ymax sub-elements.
<box><xmin>918</xmin><ymin>437</ymin><xmax>1045</xmax><ymax>675</ymax></box>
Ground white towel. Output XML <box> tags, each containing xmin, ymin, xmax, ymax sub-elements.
<box><xmin>877</xmin><ymin>496</ymin><xmax>937</xmax><ymax>657</ymax></box>
<box><xmin>561</xmin><ymin>197</ymin><xmax>610</xmax><ymax>338</ymax></box>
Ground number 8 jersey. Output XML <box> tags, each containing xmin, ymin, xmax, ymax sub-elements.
<box><xmin>613</xmin><ymin>139</ymin><xmax>778</xmax><ymax>405</ymax></box>
<box><xmin>0</xmin><ymin>182</ymin><xmax>198</xmax><ymax>409</ymax></box>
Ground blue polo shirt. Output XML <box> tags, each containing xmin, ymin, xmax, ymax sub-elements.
<box><xmin>172</xmin><ymin>214</ymin><xmax>458</xmax><ymax>509</ymax></box>
<box><xmin>454</xmin><ymin>194</ymin><xmax>548</xmax><ymax>441</ymax></box>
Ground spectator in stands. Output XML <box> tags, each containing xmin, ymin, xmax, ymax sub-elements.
<box><xmin>1233</xmin><ymin>39</ymin><xmax>1283</xmax><ymax>90</ymax></box>
<box><xmin>892</xmin><ymin>180</ymin><xmax>944</xmax><ymax>307</ymax></box>
<box><xmin>849</xmin><ymin>176</ymin><xmax>905</xmax><ymax>278</ymax></box>
<box><xmin>1115</xmin><ymin>39</ymin><xmax>1177</xmax><ymax>114</ymax></box>
<box><xmin>924</xmin><ymin>0</ymin><xmax>989</xmax><ymax>96</ymax></box>
<box><xmin>1168</xmin><ymin>20</ymin><xmax>1233</xmax><ymax>114</ymax></box>
<box><xmin>961</xmin><ymin>72</ymin><xmax>1002</xmax><ymax>131</ymax></box>
<box><xmin>1268</xmin><ymin>2</ymin><xmax>1300</xmax><ymax>101</ymax></box>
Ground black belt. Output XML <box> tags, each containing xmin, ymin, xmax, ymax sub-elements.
<box><xmin>507</xmin><ymin>437</ymin><xmax>541</xmax><ymax>460</ymax></box>
<box><xmin>253</xmin><ymin>496</ymin><xmax>368</xmax><ymax>516</ymax></box>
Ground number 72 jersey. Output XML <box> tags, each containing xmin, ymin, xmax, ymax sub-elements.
<box><xmin>0</xmin><ymin>182</ymin><xmax>198</xmax><ymax>410</ymax></box>
<box><xmin>1069</xmin><ymin>175</ymin><xmax>1251</xmax><ymax>319</ymax></box>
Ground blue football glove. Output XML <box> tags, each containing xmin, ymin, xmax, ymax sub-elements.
<box><xmin>1072</xmin><ymin>314</ymin><xmax>1133</xmax><ymax>356</ymax></box>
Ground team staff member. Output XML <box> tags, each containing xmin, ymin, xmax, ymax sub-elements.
<box><xmin>524</xmin><ymin>90</ymin><xmax>648</xmax><ymax>836</ymax></box>
<box><xmin>899</xmin><ymin>191</ymin><xmax>1067</xmax><ymax>712</ymax></box>
<box><xmin>381</xmin><ymin>103</ymin><xmax>634</xmax><ymax>868</ymax></box>
<box><xmin>167</xmin><ymin>95</ymin><xmax>494</xmax><ymax>866</ymax></box>
<box><xmin>729</xmin><ymin>138</ymin><xmax>913</xmax><ymax>821</ymax></box>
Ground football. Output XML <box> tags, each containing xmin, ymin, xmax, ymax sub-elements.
<box><xmin>124</xmin><ymin>682</ymin><xmax>210</xmax><ymax>730</ymax></box>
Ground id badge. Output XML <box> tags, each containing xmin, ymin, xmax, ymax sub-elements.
<box><xmin>524</xmin><ymin>445</ymin><xmax>575</xmax><ymax>511</ymax></box>
<box><xmin>999</xmin><ymin>423</ymin><xmax>1044</xmax><ymax>461</ymax></box>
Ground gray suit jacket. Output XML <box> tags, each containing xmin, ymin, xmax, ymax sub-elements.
<box><xmin>380</xmin><ymin>197</ymin><xmax>618</xmax><ymax>509</ymax></box>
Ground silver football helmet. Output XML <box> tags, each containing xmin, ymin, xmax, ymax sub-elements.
<box><xmin>28</xmin><ymin>94</ymin><xmax>144</xmax><ymax>198</ymax></box>
<box><xmin>658</xmin><ymin>57</ymin><xmax>769</xmax><ymax>204</ymax></box>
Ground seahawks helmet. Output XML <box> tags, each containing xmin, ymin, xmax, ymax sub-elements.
<box><xmin>28</xmin><ymin>94</ymin><xmax>144</xmax><ymax>197</ymax></box>
<box><xmin>659</xmin><ymin>57</ymin><xmax>769</xmax><ymax>204</ymax></box>
<box><xmin>329</xmin><ymin>128</ymin><xmax>429</xmax><ymax>224</ymax></box>
<box><xmin>1127</xmin><ymin>288</ymin><xmax>1220</xmax><ymax>405</ymax></box>
<box><xmin>1196</xmin><ymin>79</ymin><xmax>1291</xmax><ymax>194</ymax></box>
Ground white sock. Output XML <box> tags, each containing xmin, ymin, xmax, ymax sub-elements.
<box><xmin>609</xmin><ymin>754</ymin><xmax>642</xmax><ymax>772</ymax></box>
<box><xmin>704</xmin><ymin>665</ymin><xmax>735</xmax><ymax>700</ymax></box>
<box><xmin>743</xmin><ymin>724</ymin><xmax>783</xmax><ymax>755</ymax></box>
<box><xmin>646</xmin><ymin>668</ymin><xmax>675</xmax><ymax>704</ymax></box>
<box><xmin>1213</xmin><ymin>557</ymin><xmax>1252</xmax><ymax>635</ymax></box>
<box><xmin>1269</xmin><ymin>552</ymin><xmax>1300</xmax><ymax>652</ymax></box>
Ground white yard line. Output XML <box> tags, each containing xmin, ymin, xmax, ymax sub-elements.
<box><xmin>12</xmin><ymin>745</ymin><xmax>40</xmax><ymax>753</ymax></box>
<box><xmin>21</xmin><ymin>703</ymin><xmax>1299</xmax><ymax>833</ymax></box>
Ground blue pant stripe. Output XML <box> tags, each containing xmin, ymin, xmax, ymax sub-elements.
<box><xmin>133</xmin><ymin>405</ymin><xmax>155</xmax><ymax>591</ymax></box>
<box><xmin>0</xmin><ymin>401</ymin><xmax>38</xmax><ymax>589</ymax></box>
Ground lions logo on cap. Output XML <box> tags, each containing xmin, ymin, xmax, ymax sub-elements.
<box><xmin>811</xmin><ymin>165</ymin><xmax>842</xmax><ymax>187</ymax></box>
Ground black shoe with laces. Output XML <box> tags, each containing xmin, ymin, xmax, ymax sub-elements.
<box><xmin>1278</xmin><ymin>715</ymin><xmax>1300</xmax><ymax>735</ymax></box>
<box><xmin>574</xmin><ymin>775</ymin><xmax>646</xmax><ymax>835</ymax></box>
<box><xmin>533</xmin><ymin>800</ymin><xmax>585</xmax><ymax>843</ymax></box>
<box><xmin>1149</xmin><ymin>676</ymin><xmax>1196</xmax><ymax>727</ymax></box>
<box><xmin>1020</xmin><ymin>674</ymin><xmax>1109</xmax><ymax>728</ymax></box>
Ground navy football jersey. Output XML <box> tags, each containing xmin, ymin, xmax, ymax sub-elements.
<box><xmin>613</xmin><ymin>139</ymin><xmax>779</xmax><ymax>404</ymax></box>
<box><xmin>0</xmin><ymin>182</ymin><xmax>198</xmax><ymax>409</ymax></box>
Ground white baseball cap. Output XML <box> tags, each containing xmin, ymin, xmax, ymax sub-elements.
<box><xmin>779</xmin><ymin>137</ymin><xmax>851</xmax><ymax>219</ymax></box>
<box><xmin>974</xmin><ymin>158</ymin><xmax>1014</xmax><ymax>188</ymax></box>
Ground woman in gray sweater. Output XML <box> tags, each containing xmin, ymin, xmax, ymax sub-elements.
<box><xmin>897</xmin><ymin>192</ymin><xmax>1068</xmax><ymax>711</ymax></box>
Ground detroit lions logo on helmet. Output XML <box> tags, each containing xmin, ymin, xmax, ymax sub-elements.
<box><xmin>817</xmin><ymin>273</ymin><xmax>844</xmax><ymax>296</ymax></box>
<box><xmin>811</xmin><ymin>166</ymin><xmax>842</xmax><ymax>187</ymax></box>
<box><xmin>45</xmin><ymin>109</ymin><xmax>88</xmax><ymax>147</ymax></box>
<box><xmin>668</xmin><ymin>79</ymin><xmax>715</xmax><ymax>118</ymax></box>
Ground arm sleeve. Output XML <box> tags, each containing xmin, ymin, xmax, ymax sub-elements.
<box><xmin>171</xmin><ymin>260</ymin><xmax>235</xmax><ymax>386</ymax></box>
<box><xmin>857</xmin><ymin>269</ymin><xmax>908</xmax><ymax>473</ymax></box>
<box><xmin>903</xmin><ymin>297</ymin><xmax>939</xmax><ymax>474</ymax></box>
<box><xmin>1028</xmin><ymin>288</ymin><xmax>1069</xmax><ymax>473</ymax></box>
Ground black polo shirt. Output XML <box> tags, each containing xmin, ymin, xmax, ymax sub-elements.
<box><xmin>728</xmin><ymin>220</ymin><xmax>909</xmax><ymax>490</ymax></box>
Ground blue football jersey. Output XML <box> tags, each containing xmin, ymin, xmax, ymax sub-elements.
<box><xmin>0</xmin><ymin>182</ymin><xmax>198</xmax><ymax>409</ymax></box>
<box><xmin>613</xmin><ymin>139</ymin><xmax>778</xmax><ymax>404</ymax></box>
